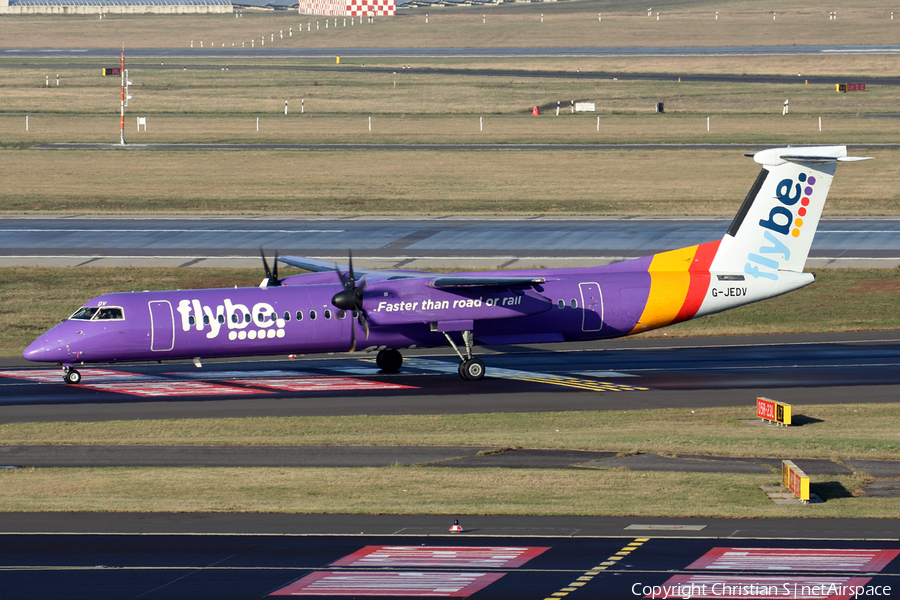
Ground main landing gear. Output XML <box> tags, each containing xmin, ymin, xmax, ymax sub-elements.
<box><xmin>62</xmin><ymin>366</ymin><xmax>82</xmax><ymax>385</ymax></box>
<box><xmin>442</xmin><ymin>330</ymin><xmax>485</xmax><ymax>381</ymax></box>
<box><xmin>375</xmin><ymin>349</ymin><xmax>403</xmax><ymax>373</ymax></box>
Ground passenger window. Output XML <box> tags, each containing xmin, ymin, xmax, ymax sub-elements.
<box><xmin>284</xmin><ymin>311</ymin><xmax>290</xmax><ymax>322</ymax></box>
<box><xmin>324</xmin><ymin>309</ymin><xmax>332</xmax><ymax>320</ymax></box>
<box><xmin>189</xmin><ymin>316</ymin><xmax>195</xmax><ymax>326</ymax></box>
<box><xmin>338</xmin><ymin>309</ymin><xmax>346</xmax><ymax>319</ymax></box>
<box><xmin>244</xmin><ymin>313</ymin><xmax>251</xmax><ymax>323</ymax></box>
<box><xmin>558</xmin><ymin>299</ymin><xmax>565</xmax><ymax>309</ymax></box>
<box><xmin>203</xmin><ymin>315</ymin><xmax>210</xmax><ymax>325</ymax></box>
<box><xmin>218</xmin><ymin>314</ymin><xmax>225</xmax><ymax>324</ymax></box>
<box><xmin>571</xmin><ymin>299</ymin><xmax>577</xmax><ymax>309</ymax></box>
<box><xmin>296</xmin><ymin>310</ymin><xmax>303</xmax><ymax>321</ymax></box>
<box><xmin>310</xmin><ymin>310</ymin><xmax>317</xmax><ymax>320</ymax></box>
<box><xmin>257</xmin><ymin>313</ymin><xmax>264</xmax><ymax>323</ymax></box>
<box><xmin>231</xmin><ymin>314</ymin><xmax>238</xmax><ymax>324</ymax></box>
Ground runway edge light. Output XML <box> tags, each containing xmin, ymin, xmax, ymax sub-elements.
<box><xmin>450</xmin><ymin>519</ymin><xmax>463</xmax><ymax>532</ymax></box>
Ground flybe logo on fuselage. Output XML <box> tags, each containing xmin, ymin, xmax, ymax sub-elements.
<box><xmin>745</xmin><ymin>173</ymin><xmax>816</xmax><ymax>281</ymax></box>
<box><xmin>176</xmin><ymin>299</ymin><xmax>286</xmax><ymax>341</ymax></box>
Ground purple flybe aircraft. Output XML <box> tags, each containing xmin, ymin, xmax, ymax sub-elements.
<box><xmin>24</xmin><ymin>146</ymin><xmax>869</xmax><ymax>384</ymax></box>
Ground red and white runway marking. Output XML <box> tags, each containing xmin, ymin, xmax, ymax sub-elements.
<box><xmin>225</xmin><ymin>377</ymin><xmax>416</xmax><ymax>393</ymax></box>
<box><xmin>686</xmin><ymin>548</ymin><xmax>900</xmax><ymax>572</ymax></box>
<box><xmin>271</xmin><ymin>571</ymin><xmax>504</xmax><ymax>597</ymax></box>
<box><xmin>646</xmin><ymin>575</ymin><xmax>874</xmax><ymax>600</ymax></box>
<box><xmin>0</xmin><ymin>369</ymin><xmax>155</xmax><ymax>383</ymax></box>
<box><xmin>80</xmin><ymin>381</ymin><xmax>268</xmax><ymax>397</ymax></box>
<box><xmin>330</xmin><ymin>546</ymin><xmax>549</xmax><ymax>569</ymax></box>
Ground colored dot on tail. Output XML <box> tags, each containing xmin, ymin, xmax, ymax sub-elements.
<box><xmin>799</xmin><ymin>207</ymin><xmax>807</xmax><ymax>217</ymax></box>
<box><xmin>801</xmin><ymin>197</ymin><xmax>810</xmax><ymax>206</ymax></box>
<box><xmin>804</xmin><ymin>186</ymin><xmax>813</xmax><ymax>195</ymax></box>
<box><xmin>792</xmin><ymin>228</ymin><xmax>801</xmax><ymax>237</ymax></box>
<box><xmin>808</xmin><ymin>176</ymin><xmax>816</xmax><ymax>185</ymax></box>
<box><xmin>795</xmin><ymin>217</ymin><xmax>804</xmax><ymax>227</ymax></box>
<box><xmin>799</xmin><ymin>173</ymin><xmax>807</xmax><ymax>182</ymax></box>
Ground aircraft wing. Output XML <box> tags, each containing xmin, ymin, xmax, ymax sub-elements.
<box><xmin>428</xmin><ymin>276</ymin><xmax>546</xmax><ymax>289</ymax></box>
<box><xmin>278</xmin><ymin>256</ymin><xmax>379</xmax><ymax>275</ymax></box>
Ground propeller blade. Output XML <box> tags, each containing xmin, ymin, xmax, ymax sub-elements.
<box><xmin>259</xmin><ymin>246</ymin><xmax>281</xmax><ymax>286</ymax></box>
<box><xmin>273</xmin><ymin>249</ymin><xmax>280</xmax><ymax>284</ymax></box>
<box><xmin>259</xmin><ymin>246</ymin><xmax>273</xmax><ymax>282</ymax></box>
<box><xmin>349</xmin><ymin>320</ymin><xmax>357</xmax><ymax>353</ymax></box>
<box><xmin>359</xmin><ymin>312</ymin><xmax>369</xmax><ymax>340</ymax></box>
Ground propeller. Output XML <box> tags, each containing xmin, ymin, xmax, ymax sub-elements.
<box><xmin>259</xmin><ymin>246</ymin><xmax>281</xmax><ymax>287</ymax></box>
<box><xmin>331</xmin><ymin>250</ymin><xmax>368</xmax><ymax>352</ymax></box>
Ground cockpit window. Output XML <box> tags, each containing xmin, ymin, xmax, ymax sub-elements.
<box><xmin>96</xmin><ymin>307</ymin><xmax>124</xmax><ymax>320</ymax></box>
<box><xmin>70</xmin><ymin>306</ymin><xmax>125</xmax><ymax>321</ymax></box>
<box><xmin>70</xmin><ymin>307</ymin><xmax>98</xmax><ymax>320</ymax></box>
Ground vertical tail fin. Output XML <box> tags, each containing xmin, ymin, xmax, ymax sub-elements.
<box><xmin>709</xmin><ymin>146</ymin><xmax>871</xmax><ymax>279</ymax></box>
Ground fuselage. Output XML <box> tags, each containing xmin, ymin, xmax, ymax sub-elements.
<box><xmin>23</xmin><ymin>242</ymin><xmax>812</xmax><ymax>366</ymax></box>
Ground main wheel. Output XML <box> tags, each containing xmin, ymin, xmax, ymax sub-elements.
<box><xmin>63</xmin><ymin>369</ymin><xmax>82</xmax><ymax>385</ymax></box>
<box><xmin>461</xmin><ymin>358</ymin><xmax>485</xmax><ymax>381</ymax></box>
<box><xmin>376</xmin><ymin>349</ymin><xmax>403</xmax><ymax>373</ymax></box>
<box><xmin>458</xmin><ymin>361</ymin><xmax>469</xmax><ymax>380</ymax></box>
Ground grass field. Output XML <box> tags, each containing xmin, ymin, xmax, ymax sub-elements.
<box><xmin>0</xmin><ymin>148</ymin><xmax>895</xmax><ymax>215</ymax></box>
<box><xmin>2</xmin><ymin>0</ymin><xmax>900</xmax><ymax>50</ymax></box>
<box><xmin>1</xmin><ymin>403</ymin><xmax>898</xmax><ymax>515</ymax></box>
<box><xmin>0</xmin><ymin>467</ymin><xmax>890</xmax><ymax>517</ymax></box>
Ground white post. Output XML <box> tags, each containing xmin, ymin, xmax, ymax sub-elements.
<box><xmin>707</xmin><ymin>116</ymin><xmax>710</xmax><ymax>132</ymax></box>
<box><xmin>280</xmin><ymin>30</ymin><xmax>283</xmax><ymax>39</ymax></box>
<box><xmin>597</xmin><ymin>116</ymin><xmax>599</xmax><ymax>131</ymax></box>
<box><xmin>483</xmin><ymin>14</ymin><xmax>485</xmax><ymax>23</ymax></box>
<box><xmin>26</xmin><ymin>116</ymin><xmax>28</xmax><ymax>131</ymax></box>
<box><xmin>556</xmin><ymin>101</ymin><xmax>560</xmax><ymax>116</ymax></box>
<box><xmin>285</xmin><ymin>100</ymin><xmax>288</xmax><ymax>115</ymax></box>
<box><xmin>571</xmin><ymin>100</ymin><xmax>575</xmax><ymax>114</ymax></box>
<box><xmin>541</xmin><ymin>13</ymin><xmax>543</xmax><ymax>22</ymax></box>
<box><xmin>599</xmin><ymin>13</ymin><xmax>601</xmax><ymax>21</ymax></box>
<box><xmin>301</xmin><ymin>98</ymin><xmax>304</xmax><ymax>113</ymax></box>
<box><xmin>191</xmin><ymin>40</ymin><xmax>193</xmax><ymax>48</ymax></box>
<box><xmin>425</xmin><ymin>13</ymin><xmax>428</xmax><ymax>23</ymax></box>
<box><xmin>368</xmin><ymin>116</ymin><xmax>372</xmax><ymax>131</ymax></box>
<box><xmin>252</xmin><ymin>40</ymin><xmax>255</xmax><ymax>47</ymax></box>
<box><xmin>200</xmin><ymin>41</ymin><xmax>203</xmax><ymax>48</ymax></box>
<box><xmin>290</xmin><ymin>27</ymin><xmax>292</xmax><ymax>36</ymax></box>
<box><xmin>257</xmin><ymin>117</ymin><xmax>259</xmax><ymax>132</ymax></box>
<box><xmin>46</xmin><ymin>75</ymin><xmax>49</xmax><ymax>87</ymax></box>
<box><xmin>716</xmin><ymin>11</ymin><xmax>718</xmax><ymax>20</ymax></box>
<box><xmin>819</xmin><ymin>116</ymin><xmax>822</xmax><ymax>132</ymax></box>
<box><xmin>656</xmin><ymin>11</ymin><xmax>659</xmax><ymax>20</ymax></box>
<box><xmin>480</xmin><ymin>116</ymin><xmax>483</xmax><ymax>131</ymax></box>
<box><xmin>56</xmin><ymin>74</ymin><xmax>59</xmax><ymax>86</ymax></box>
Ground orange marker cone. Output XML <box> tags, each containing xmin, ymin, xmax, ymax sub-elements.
<box><xmin>449</xmin><ymin>519</ymin><xmax>463</xmax><ymax>532</ymax></box>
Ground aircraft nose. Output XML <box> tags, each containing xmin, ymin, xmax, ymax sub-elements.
<box><xmin>23</xmin><ymin>328</ymin><xmax>71</xmax><ymax>363</ymax></box>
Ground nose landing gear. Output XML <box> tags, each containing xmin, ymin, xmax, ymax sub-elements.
<box><xmin>62</xmin><ymin>366</ymin><xmax>82</xmax><ymax>385</ymax></box>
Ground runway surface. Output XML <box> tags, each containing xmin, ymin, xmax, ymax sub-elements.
<box><xmin>4</xmin><ymin>216</ymin><xmax>899</xmax><ymax>269</ymax></box>
<box><xmin>2</xmin><ymin>331</ymin><xmax>898</xmax><ymax>423</ymax></box>
<box><xmin>1</xmin><ymin>522</ymin><xmax>898</xmax><ymax>600</ymax></box>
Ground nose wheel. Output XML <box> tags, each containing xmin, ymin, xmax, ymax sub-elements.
<box><xmin>63</xmin><ymin>367</ymin><xmax>82</xmax><ymax>385</ymax></box>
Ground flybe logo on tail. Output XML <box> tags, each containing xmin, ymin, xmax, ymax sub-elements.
<box><xmin>745</xmin><ymin>173</ymin><xmax>816</xmax><ymax>281</ymax></box>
